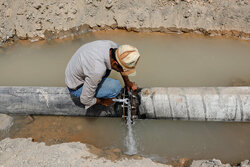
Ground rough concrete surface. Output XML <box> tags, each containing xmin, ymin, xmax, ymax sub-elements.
<box><xmin>0</xmin><ymin>114</ymin><xmax>13</xmax><ymax>133</ymax></box>
<box><xmin>139</xmin><ymin>87</ymin><xmax>250</xmax><ymax>121</ymax></box>
<box><xmin>0</xmin><ymin>138</ymin><xmax>170</xmax><ymax>167</ymax></box>
<box><xmin>0</xmin><ymin>86</ymin><xmax>117</xmax><ymax>117</ymax></box>
<box><xmin>1</xmin><ymin>86</ymin><xmax>250</xmax><ymax>121</ymax></box>
<box><xmin>0</xmin><ymin>0</ymin><xmax>249</xmax><ymax>46</ymax></box>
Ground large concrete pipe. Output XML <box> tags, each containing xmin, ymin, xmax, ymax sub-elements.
<box><xmin>0</xmin><ymin>86</ymin><xmax>111</xmax><ymax>117</ymax></box>
<box><xmin>139</xmin><ymin>87</ymin><xmax>250</xmax><ymax>121</ymax></box>
<box><xmin>0</xmin><ymin>86</ymin><xmax>250</xmax><ymax>121</ymax></box>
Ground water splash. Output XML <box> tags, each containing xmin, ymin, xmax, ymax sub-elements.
<box><xmin>125</xmin><ymin>107</ymin><xmax>137</xmax><ymax>155</ymax></box>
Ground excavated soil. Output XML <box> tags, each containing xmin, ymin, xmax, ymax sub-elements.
<box><xmin>0</xmin><ymin>0</ymin><xmax>249</xmax><ymax>46</ymax></box>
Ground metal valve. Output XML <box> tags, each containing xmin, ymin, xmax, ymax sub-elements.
<box><xmin>112</xmin><ymin>98</ymin><xmax>129</xmax><ymax>104</ymax></box>
<box><xmin>112</xmin><ymin>88</ymin><xmax>138</xmax><ymax>122</ymax></box>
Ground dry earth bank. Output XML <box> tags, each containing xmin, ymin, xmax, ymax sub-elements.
<box><xmin>0</xmin><ymin>137</ymin><xmax>249</xmax><ymax>167</ymax></box>
<box><xmin>0</xmin><ymin>0</ymin><xmax>249</xmax><ymax>46</ymax></box>
<box><xmin>0</xmin><ymin>138</ymin><xmax>170</xmax><ymax>167</ymax></box>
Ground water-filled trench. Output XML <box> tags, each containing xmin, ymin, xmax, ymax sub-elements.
<box><xmin>8</xmin><ymin>115</ymin><xmax>250</xmax><ymax>165</ymax></box>
<box><xmin>1</xmin><ymin>30</ymin><xmax>250</xmax><ymax>165</ymax></box>
<box><xmin>1</xmin><ymin>30</ymin><xmax>250</xmax><ymax>87</ymax></box>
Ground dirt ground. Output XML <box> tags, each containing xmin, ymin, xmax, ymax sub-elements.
<box><xmin>0</xmin><ymin>137</ymin><xmax>249</xmax><ymax>167</ymax></box>
<box><xmin>0</xmin><ymin>0</ymin><xmax>249</xmax><ymax>45</ymax></box>
<box><xmin>0</xmin><ymin>138</ymin><xmax>170</xmax><ymax>167</ymax></box>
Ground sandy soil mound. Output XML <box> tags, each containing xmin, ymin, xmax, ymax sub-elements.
<box><xmin>0</xmin><ymin>138</ymin><xmax>170</xmax><ymax>167</ymax></box>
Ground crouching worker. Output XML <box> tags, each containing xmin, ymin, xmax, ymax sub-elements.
<box><xmin>65</xmin><ymin>40</ymin><xmax>140</xmax><ymax>109</ymax></box>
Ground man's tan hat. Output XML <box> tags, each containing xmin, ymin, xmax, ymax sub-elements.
<box><xmin>115</xmin><ymin>45</ymin><xmax>140</xmax><ymax>76</ymax></box>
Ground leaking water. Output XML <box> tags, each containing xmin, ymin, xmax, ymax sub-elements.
<box><xmin>125</xmin><ymin>102</ymin><xmax>137</xmax><ymax>155</ymax></box>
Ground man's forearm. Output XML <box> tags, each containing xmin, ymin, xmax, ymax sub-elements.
<box><xmin>121</xmin><ymin>73</ymin><xmax>131</xmax><ymax>86</ymax></box>
<box><xmin>121</xmin><ymin>73</ymin><xmax>138</xmax><ymax>91</ymax></box>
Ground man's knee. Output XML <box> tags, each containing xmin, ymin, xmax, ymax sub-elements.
<box><xmin>68</xmin><ymin>87</ymin><xmax>82</xmax><ymax>98</ymax></box>
<box><xmin>110</xmin><ymin>79</ymin><xmax>122</xmax><ymax>96</ymax></box>
<box><xmin>96</xmin><ymin>78</ymin><xmax>122</xmax><ymax>98</ymax></box>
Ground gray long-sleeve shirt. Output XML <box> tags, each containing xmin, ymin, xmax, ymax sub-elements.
<box><xmin>65</xmin><ymin>40</ymin><xmax>119</xmax><ymax>109</ymax></box>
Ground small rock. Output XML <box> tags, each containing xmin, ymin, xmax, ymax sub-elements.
<box><xmin>174</xmin><ymin>0</ymin><xmax>180</xmax><ymax>5</ymax></box>
<box><xmin>0</xmin><ymin>114</ymin><xmax>13</xmax><ymax>132</ymax></box>
<box><xmin>88</xmin><ymin>10</ymin><xmax>96</xmax><ymax>17</ymax></box>
<box><xmin>183</xmin><ymin>10</ymin><xmax>191</xmax><ymax>18</ymax></box>
<box><xmin>6</xmin><ymin>8</ymin><xmax>12</xmax><ymax>17</ymax></box>
<box><xmin>190</xmin><ymin>159</ymin><xmax>231</xmax><ymax>167</ymax></box>
<box><xmin>86</xmin><ymin>0</ymin><xmax>93</xmax><ymax>4</ymax></box>
<box><xmin>33</xmin><ymin>4</ymin><xmax>41</xmax><ymax>10</ymax></box>
<box><xmin>59</xmin><ymin>3</ymin><xmax>64</xmax><ymax>9</ymax></box>
<box><xmin>245</xmin><ymin>15</ymin><xmax>250</xmax><ymax>23</ymax></box>
<box><xmin>208</xmin><ymin>0</ymin><xmax>213</xmax><ymax>3</ymax></box>
<box><xmin>105</xmin><ymin>0</ymin><xmax>113</xmax><ymax>9</ymax></box>
<box><xmin>137</xmin><ymin>14</ymin><xmax>145</xmax><ymax>22</ymax></box>
<box><xmin>67</xmin><ymin>17</ymin><xmax>73</xmax><ymax>22</ymax></box>
<box><xmin>99</xmin><ymin>111</ymin><xmax>108</xmax><ymax>116</ymax></box>
<box><xmin>197</xmin><ymin>11</ymin><xmax>202</xmax><ymax>17</ymax></box>
<box><xmin>35</xmin><ymin>24</ymin><xmax>43</xmax><ymax>30</ymax></box>
<box><xmin>181</xmin><ymin>28</ymin><xmax>191</xmax><ymax>33</ymax></box>
<box><xmin>178</xmin><ymin>158</ymin><xmax>190</xmax><ymax>167</ymax></box>
<box><xmin>17</xmin><ymin>9</ymin><xmax>25</xmax><ymax>15</ymax></box>
<box><xmin>236</xmin><ymin>0</ymin><xmax>245</xmax><ymax>6</ymax></box>
<box><xmin>111</xmin><ymin>148</ymin><xmax>121</xmax><ymax>153</ymax></box>
<box><xmin>105</xmin><ymin>3</ymin><xmax>112</xmax><ymax>9</ymax></box>
<box><xmin>55</xmin><ymin>11</ymin><xmax>61</xmax><ymax>16</ymax></box>
<box><xmin>26</xmin><ymin>13</ymin><xmax>32</xmax><ymax>20</ymax></box>
<box><xmin>212</xmin><ymin>159</ymin><xmax>223</xmax><ymax>165</ymax></box>
<box><xmin>168</xmin><ymin>26</ymin><xmax>179</xmax><ymax>32</ymax></box>
<box><xmin>72</xmin><ymin>9</ymin><xmax>77</xmax><ymax>14</ymax></box>
<box><xmin>241</xmin><ymin>160</ymin><xmax>250</xmax><ymax>167</ymax></box>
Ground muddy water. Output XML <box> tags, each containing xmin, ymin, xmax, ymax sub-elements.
<box><xmin>1</xmin><ymin>31</ymin><xmax>250</xmax><ymax>164</ymax></box>
<box><xmin>9</xmin><ymin>116</ymin><xmax>250</xmax><ymax>165</ymax></box>
<box><xmin>0</xmin><ymin>30</ymin><xmax>250</xmax><ymax>87</ymax></box>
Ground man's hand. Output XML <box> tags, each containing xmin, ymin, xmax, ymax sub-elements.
<box><xmin>96</xmin><ymin>98</ymin><xmax>114</xmax><ymax>106</ymax></box>
<box><xmin>126</xmin><ymin>81</ymin><xmax>138</xmax><ymax>91</ymax></box>
<box><xmin>120</xmin><ymin>73</ymin><xmax>138</xmax><ymax>91</ymax></box>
